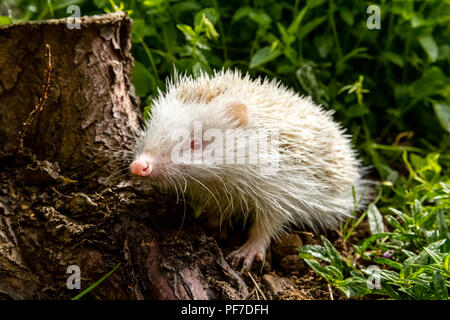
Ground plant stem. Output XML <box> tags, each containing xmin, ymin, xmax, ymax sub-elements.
<box><xmin>328</xmin><ymin>0</ymin><xmax>342</xmax><ymax>59</ymax></box>
<box><xmin>371</xmin><ymin>143</ymin><xmax>423</xmax><ymax>153</ymax></box>
<box><xmin>47</xmin><ymin>0</ymin><xmax>54</xmax><ymax>18</ymax></box>
<box><xmin>344</xmin><ymin>210</ymin><xmax>368</xmax><ymax>242</ymax></box>
<box><xmin>212</xmin><ymin>0</ymin><xmax>228</xmax><ymax>61</ymax></box>
<box><xmin>139</xmin><ymin>37</ymin><xmax>160</xmax><ymax>83</ymax></box>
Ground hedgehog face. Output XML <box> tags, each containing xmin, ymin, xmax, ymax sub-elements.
<box><xmin>130</xmin><ymin>97</ymin><xmax>250</xmax><ymax>183</ymax></box>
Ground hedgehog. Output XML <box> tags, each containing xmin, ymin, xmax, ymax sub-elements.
<box><xmin>130</xmin><ymin>69</ymin><xmax>369</xmax><ymax>271</ymax></box>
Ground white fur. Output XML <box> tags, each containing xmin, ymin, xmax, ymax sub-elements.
<box><xmin>134</xmin><ymin>69</ymin><xmax>370</xmax><ymax>265</ymax></box>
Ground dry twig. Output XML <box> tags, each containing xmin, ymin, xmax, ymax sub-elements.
<box><xmin>327</xmin><ymin>283</ymin><xmax>334</xmax><ymax>300</ymax></box>
<box><xmin>15</xmin><ymin>43</ymin><xmax>52</xmax><ymax>154</ymax></box>
<box><xmin>247</xmin><ymin>272</ymin><xmax>267</xmax><ymax>300</ymax></box>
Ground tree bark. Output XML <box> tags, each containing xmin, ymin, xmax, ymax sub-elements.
<box><xmin>0</xmin><ymin>12</ymin><xmax>247</xmax><ymax>300</ymax></box>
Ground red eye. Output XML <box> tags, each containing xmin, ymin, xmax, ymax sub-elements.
<box><xmin>191</xmin><ymin>139</ymin><xmax>201</xmax><ymax>151</ymax></box>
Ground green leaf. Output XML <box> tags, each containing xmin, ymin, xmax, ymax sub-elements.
<box><xmin>0</xmin><ymin>16</ymin><xmax>12</xmax><ymax>26</ymax></box>
<box><xmin>298</xmin><ymin>16</ymin><xmax>327</xmax><ymax>39</ymax></box>
<box><xmin>412</xmin><ymin>199</ymin><xmax>422</xmax><ymax>223</ymax></box>
<box><xmin>132</xmin><ymin>61</ymin><xmax>156</xmax><ymax>97</ymax></box>
<box><xmin>143</xmin><ymin>105</ymin><xmax>152</xmax><ymax>122</ymax></box>
<box><xmin>436</xmin><ymin>209</ymin><xmax>450</xmax><ymax>253</ymax></box>
<box><xmin>382</xmin><ymin>51</ymin><xmax>404</xmax><ymax>67</ymax></box>
<box><xmin>194</xmin><ymin>11</ymin><xmax>219</xmax><ymax>40</ymax></box>
<box><xmin>320</xmin><ymin>236</ymin><xmax>343</xmax><ymax>270</ymax></box>
<box><xmin>194</xmin><ymin>8</ymin><xmax>219</xmax><ymax>27</ymax></box>
<box><xmin>177</xmin><ymin>24</ymin><xmax>197</xmax><ymax>40</ymax></box>
<box><xmin>436</xmin><ymin>209</ymin><xmax>450</xmax><ymax>239</ymax></box>
<box><xmin>339</xmin><ymin>277</ymin><xmax>370</xmax><ymax>297</ymax></box>
<box><xmin>94</xmin><ymin>0</ymin><xmax>108</xmax><ymax>8</ymax></box>
<box><xmin>418</xmin><ymin>35</ymin><xmax>439</xmax><ymax>62</ymax></box>
<box><xmin>298</xmin><ymin>244</ymin><xmax>330</xmax><ymax>262</ymax></box>
<box><xmin>402</xmin><ymin>256</ymin><xmax>415</xmax><ymax>278</ymax></box>
<box><xmin>249</xmin><ymin>11</ymin><xmax>272</xmax><ymax>26</ymax></box>
<box><xmin>368</xmin><ymin>203</ymin><xmax>384</xmax><ymax>234</ymax></box>
<box><xmin>410</xmin><ymin>67</ymin><xmax>448</xmax><ymax>101</ymax></box>
<box><xmin>381</xmin><ymin>283</ymin><xmax>403</xmax><ymax>300</ymax></box>
<box><xmin>306</xmin><ymin>0</ymin><xmax>327</xmax><ymax>9</ymax></box>
<box><xmin>295</xmin><ymin>62</ymin><xmax>329</xmax><ymax>105</ymax></box>
<box><xmin>373</xmin><ymin>257</ymin><xmax>403</xmax><ymax>270</ymax></box>
<box><xmin>411</xmin><ymin>12</ymin><xmax>426</xmax><ymax>28</ymax></box>
<box><xmin>424</xmin><ymin>239</ymin><xmax>447</xmax><ymax>252</ymax></box>
<box><xmin>231</xmin><ymin>6</ymin><xmax>254</xmax><ymax>23</ymax></box>
<box><xmin>192</xmin><ymin>61</ymin><xmax>211</xmax><ymax>78</ymax></box>
<box><xmin>324</xmin><ymin>265</ymin><xmax>343</xmax><ymax>280</ymax></box>
<box><xmin>432</xmin><ymin>101</ymin><xmax>450</xmax><ymax>133</ymax></box>
<box><xmin>194</xmin><ymin>38</ymin><xmax>211</xmax><ymax>51</ymax></box>
<box><xmin>385</xmin><ymin>215</ymin><xmax>404</xmax><ymax>231</ymax></box>
<box><xmin>304</xmin><ymin>259</ymin><xmax>334</xmax><ymax>282</ymax></box>
<box><xmin>438</xmin><ymin>44</ymin><xmax>450</xmax><ymax>61</ymax></box>
<box><xmin>444</xmin><ymin>253</ymin><xmax>450</xmax><ymax>273</ymax></box>
<box><xmin>172</xmin><ymin>1</ymin><xmax>201</xmax><ymax>13</ymax></box>
<box><xmin>432</xmin><ymin>271</ymin><xmax>448</xmax><ymax>300</ymax></box>
<box><xmin>336</xmin><ymin>47</ymin><xmax>372</xmax><ymax>74</ymax></box>
<box><xmin>388</xmin><ymin>208</ymin><xmax>409</xmax><ymax>222</ymax></box>
<box><xmin>410</xmin><ymin>153</ymin><xmax>426</xmax><ymax>171</ymax></box>
<box><xmin>277</xmin><ymin>23</ymin><xmax>295</xmax><ymax>47</ymax></box>
<box><xmin>360</xmin><ymin>233</ymin><xmax>392</xmax><ymax>253</ymax></box>
<box><xmin>143</xmin><ymin>0</ymin><xmax>164</xmax><ymax>7</ymax></box>
<box><xmin>423</xmin><ymin>247</ymin><xmax>443</xmax><ymax>264</ymax></box>
<box><xmin>405</xmin><ymin>282</ymin><xmax>433</xmax><ymax>299</ymax></box>
<box><xmin>339</xmin><ymin>8</ymin><xmax>354</xmax><ymax>26</ymax></box>
<box><xmin>249</xmin><ymin>46</ymin><xmax>281</xmax><ymax>69</ymax></box>
<box><xmin>288</xmin><ymin>6</ymin><xmax>308</xmax><ymax>34</ymax></box>
<box><xmin>378</xmin><ymin>269</ymin><xmax>401</xmax><ymax>283</ymax></box>
<box><xmin>131</xmin><ymin>19</ymin><xmax>146</xmax><ymax>43</ymax></box>
<box><xmin>50</xmin><ymin>0</ymin><xmax>85</xmax><ymax>10</ymax></box>
<box><xmin>346</xmin><ymin>103</ymin><xmax>369</xmax><ymax>118</ymax></box>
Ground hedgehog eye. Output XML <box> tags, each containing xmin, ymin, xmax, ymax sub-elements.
<box><xmin>191</xmin><ymin>139</ymin><xmax>201</xmax><ymax>151</ymax></box>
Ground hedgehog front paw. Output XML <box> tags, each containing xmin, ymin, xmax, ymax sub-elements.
<box><xmin>227</xmin><ymin>241</ymin><xmax>266</xmax><ymax>272</ymax></box>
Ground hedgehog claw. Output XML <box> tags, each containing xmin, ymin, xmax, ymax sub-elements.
<box><xmin>227</xmin><ymin>242</ymin><xmax>265</xmax><ymax>272</ymax></box>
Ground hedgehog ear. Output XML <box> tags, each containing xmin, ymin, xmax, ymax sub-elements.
<box><xmin>226</xmin><ymin>101</ymin><xmax>248</xmax><ymax>128</ymax></box>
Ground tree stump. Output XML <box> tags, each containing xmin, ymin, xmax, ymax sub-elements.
<box><xmin>0</xmin><ymin>12</ymin><xmax>247</xmax><ymax>300</ymax></box>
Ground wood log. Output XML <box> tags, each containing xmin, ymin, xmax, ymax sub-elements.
<box><xmin>0</xmin><ymin>12</ymin><xmax>248</xmax><ymax>300</ymax></box>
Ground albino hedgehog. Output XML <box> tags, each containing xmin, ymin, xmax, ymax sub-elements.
<box><xmin>130</xmin><ymin>69</ymin><xmax>368</xmax><ymax>270</ymax></box>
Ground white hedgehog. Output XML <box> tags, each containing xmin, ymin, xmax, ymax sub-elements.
<box><xmin>130</xmin><ymin>69</ymin><xmax>369</xmax><ymax>270</ymax></box>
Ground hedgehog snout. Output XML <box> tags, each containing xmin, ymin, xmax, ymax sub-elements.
<box><xmin>130</xmin><ymin>154</ymin><xmax>153</xmax><ymax>177</ymax></box>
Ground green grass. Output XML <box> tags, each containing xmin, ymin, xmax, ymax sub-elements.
<box><xmin>300</xmin><ymin>151</ymin><xmax>449</xmax><ymax>299</ymax></box>
<box><xmin>71</xmin><ymin>263</ymin><xmax>121</xmax><ymax>300</ymax></box>
<box><xmin>2</xmin><ymin>0</ymin><xmax>449</xmax><ymax>300</ymax></box>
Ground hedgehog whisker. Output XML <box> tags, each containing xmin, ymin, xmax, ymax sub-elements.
<box><xmin>101</xmin><ymin>166</ymin><xmax>131</xmax><ymax>184</ymax></box>
<box><xmin>184</xmin><ymin>172</ymin><xmax>223</xmax><ymax>217</ymax></box>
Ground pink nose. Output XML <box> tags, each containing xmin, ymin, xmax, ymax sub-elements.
<box><xmin>130</xmin><ymin>155</ymin><xmax>152</xmax><ymax>176</ymax></box>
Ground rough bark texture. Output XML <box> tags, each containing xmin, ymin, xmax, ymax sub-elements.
<box><xmin>0</xmin><ymin>12</ymin><xmax>248</xmax><ymax>300</ymax></box>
